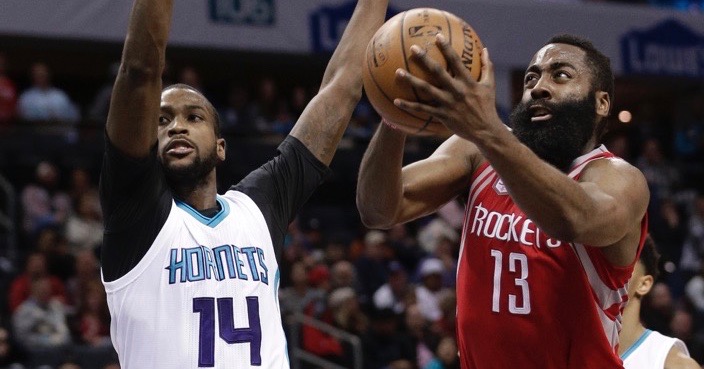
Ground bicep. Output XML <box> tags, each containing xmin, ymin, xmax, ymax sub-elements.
<box><xmin>398</xmin><ymin>136</ymin><xmax>479</xmax><ymax>222</ymax></box>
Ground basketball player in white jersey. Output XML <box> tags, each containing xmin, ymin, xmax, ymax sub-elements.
<box><xmin>99</xmin><ymin>0</ymin><xmax>388</xmax><ymax>368</ymax></box>
<box><xmin>357</xmin><ymin>35</ymin><xmax>650</xmax><ymax>368</ymax></box>
<box><xmin>619</xmin><ymin>236</ymin><xmax>700</xmax><ymax>369</ymax></box>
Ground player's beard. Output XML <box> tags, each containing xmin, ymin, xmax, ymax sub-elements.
<box><xmin>163</xmin><ymin>145</ymin><xmax>219</xmax><ymax>187</ymax></box>
<box><xmin>509</xmin><ymin>93</ymin><xmax>597</xmax><ymax>173</ymax></box>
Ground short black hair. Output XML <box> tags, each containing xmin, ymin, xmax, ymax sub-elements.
<box><xmin>547</xmin><ymin>34</ymin><xmax>614</xmax><ymax>140</ymax></box>
<box><xmin>640</xmin><ymin>235</ymin><xmax>661</xmax><ymax>280</ymax></box>
<box><xmin>162</xmin><ymin>83</ymin><xmax>221</xmax><ymax>137</ymax></box>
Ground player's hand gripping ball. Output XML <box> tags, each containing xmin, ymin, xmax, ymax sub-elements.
<box><xmin>362</xmin><ymin>8</ymin><xmax>483</xmax><ymax>136</ymax></box>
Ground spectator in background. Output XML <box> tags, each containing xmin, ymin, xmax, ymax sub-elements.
<box><xmin>278</xmin><ymin>261</ymin><xmax>318</xmax><ymax>326</ymax></box>
<box><xmin>73</xmin><ymin>280</ymin><xmax>110</xmax><ymax>347</ymax></box>
<box><xmin>423</xmin><ymin>336</ymin><xmax>459</xmax><ymax>369</ymax></box>
<box><xmin>684</xmin><ymin>263</ymin><xmax>704</xmax><ymax>326</ymax></box>
<box><xmin>329</xmin><ymin>260</ymin><xmax>358</xmax><ymax>291</ymax></box>
<box><xmin>250</xmin><ymin>76</ymin><xmax>279</xmax><ymax>134</ymax></box>
<box><xmin>17</xmin><ymin>62</ymin><xmax>80</xmax><ymax>123</ymax></box>
<box><xmin>373</xmin><ymin>261</ymin><xmax>414</xmax><ymax>314</ymax></box>
<box><xmin>0</xmin><ymin>53</ymin><xmax>18</xmax><ymax>127</ymax></box>
<box><xmin>20</xmin><ymin>161</ymin><xmax>72</xmax><ymax>236</ymax></box>
<box><xmin>414</xmin><ymin>258</ymin><xmax>450</xmax><ymax>323</ymax></box>
<box><xmin>680</xmin><ymin>194</ymin><xmax>704</xmax><ymax>280</ymax></box>
<box><xmin>637</xmin><ymin>137</ymin><xmax>681</xmax><ymax>209</ymax></box>
<box><xmin>64</xmin><ymin>191</ymin><xmax>102</xmax><ymax>255</ymax></box>
<box><xmin>87</xmin><ymin>62</ymin><xmax>119</xmax><ymax>125</ymax></box>
<box><xmin>355</xmin><ymin>230</ymin><xmax>392</xmax><ymax>308</ymax></box>
<box><xmin>8</xmin><ymin>252</ymin><xmax>67</xmax><ymax>313</ymax></box>
<box><xmin>65</xmin><ymin>250</ymin><xmax>100</xmax><ymax>309</ymax></box>
<box><xmin>219</xmin><ymin>84</ymin><xmax>255</xmax><ymax>135</ymax></box>
<box><xmin>289</xmin><ymin>85</ymin><xmax>309</xmax><ymax>120</ymax></box>
<box><xmin>0</xmin><ymin>326</ymin><xmax>26</xmax><ymax>367</ymax></box>
<box><xmin>405</xmin><ymin>303</ymin><xmax>440</xmax><ymax>369</ymax></box>
<box><xmin>12</xmin><ymin>276</ymin><xmax>72</xmax><ymax>350</ymax></box>
<box><xmin>177</xmin><ymin>66</ymin><xmax>203</xmax><ymax>92</ymax></box>
<box><xmin>362</xmin><ymin>308</ymin><xmax>415</xmax><ymax>369</ymax></box>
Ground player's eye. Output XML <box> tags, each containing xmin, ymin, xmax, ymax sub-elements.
<box><xmin>188</xmin><ymin>114</ymin><xmax>203</xmax><ymax>122</ymax></box>
<box><xmin>554</xmin><ymin>71</ymin><xmax>571</xmax><ymax>80</ymax></box>
<box><xmin>158</xmin><ymin>116</ymin><xmax>170</xmax><ymax>125</ymax></box>
<box><xmin>524</xmin><ymin>74</ymin><xmax>538</xmax><ymax>86</ymax></box>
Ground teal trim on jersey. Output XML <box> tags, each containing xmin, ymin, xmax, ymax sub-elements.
<box><xmin>620</xmin><ymin>329</ymin><xmax>653</xmax><ymax>360</ymax></box>
<box><xmin>274</xmin><ymin>268</ymin><xmax>281</xmax><ymax>305</ymax></box>
<box><xmin>174</xmin><ymin>196</ymin><xmax>230</xmax><ymax>228</ymax></box>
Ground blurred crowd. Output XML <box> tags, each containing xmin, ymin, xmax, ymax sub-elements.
<box><xmin>0</xmin><ymin>43</ymin><xmax>702</xmax><ymax>369</ymax></box>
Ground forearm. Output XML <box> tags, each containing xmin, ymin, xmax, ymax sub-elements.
<box><xmin>121</xmin><ymin>0</ymin><xmax>172</xmax><ymax>77</ymax></box>
<box><xmin>356</xmin><ymin>124</ymin><xmax>407</xmax><ymax>229</ymax></box>
<box><xmin>107</xmin><ymin>0</ymin><xmax>173</xmax><ymax>157</ymax></box>
<box><xmin>290</xmin><ymin>0</ymin><xmax>388</xmax><ymax>164</ymax></box>
<box><xmin>319</xmin><ymin>0</ymin><xmax>388</xmax><ymax>91</ymax></box>
<box><xmin>475</xmin><ymin>125</ymin><xmax>602</xmax><ymax>241</ymax></box>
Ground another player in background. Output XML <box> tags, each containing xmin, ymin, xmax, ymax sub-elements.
<box><xmin>619</xmin><ymin>235</ymin><xmax>700</xmax><ymax>369</ymax></box>
<box><xmin>99</xmin><ymin>0</ymin><xmax>388</xmax><ymax>367</ymax></box>
<box><xmin>357</xmin><ymin>34</ymin><xmax>649</xmax><ymax>368</ymax></box>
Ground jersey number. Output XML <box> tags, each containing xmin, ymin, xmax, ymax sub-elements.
<box><xmin>193</xmin><ymin>296</ymin><xmax>262</xmax><ymax>367</ymax></box>
<box><xmin>490</xmin><ymin>249</ymin><xmax>531</xmax><ymax>315</ymax></box>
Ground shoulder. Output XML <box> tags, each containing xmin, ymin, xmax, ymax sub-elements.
<box><xmin>665</xmin><ymin>346</ymin><xmax>700</xmax><ymax>369</ymax></box>
<box><xmin>580</xmin><ymin>156</ymin><xmax>649</xmax><ymax>203</ymax></box>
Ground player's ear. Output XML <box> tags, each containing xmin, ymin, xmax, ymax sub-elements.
<box><xmin>217</xmin><ymin>138</ymin><xmax>226</xmax><ymax>162</ymax></box>
<box><xmin>635</xmin><ymin>275</ymin><xmax>654</xmax><ymax>297</ymax></box>
<box><xmin>595</xmin><ymin>91</ymin><xmax>610</xmax><ymax>118</ymax></box>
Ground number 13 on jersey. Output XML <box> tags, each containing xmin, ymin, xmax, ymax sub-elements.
<box><xmin>490</xmin><ymin>249</ymin><xmax>531</xmax><ymax>314</ymax></box>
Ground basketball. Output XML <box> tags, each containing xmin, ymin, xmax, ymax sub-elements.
<box><xmin>362</xmin><ymin>8</ymin><xmax>483</xmax><ymax>136</ymax></box>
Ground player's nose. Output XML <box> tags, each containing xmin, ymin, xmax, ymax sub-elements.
<box><xmin>530</xmin><ymin>77</ymin><xmax>552</xmax><ymax>100</ymax></box>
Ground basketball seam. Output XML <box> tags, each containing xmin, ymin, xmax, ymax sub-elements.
<box><xmin>400</xmin><ymin>11</ymin><xmax>424</xmax><ymax>107</ymax></box>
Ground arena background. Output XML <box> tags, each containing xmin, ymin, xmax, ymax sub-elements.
<box><xmin>0</xmin><ymin>0</ymin><xmax>703</xmax><ymax>368</ymax></box>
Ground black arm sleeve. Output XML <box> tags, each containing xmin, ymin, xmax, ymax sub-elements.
<box><xmin>232</xmin><ymin>136</ymin><xmax>332</xmax><ymax>254</ymax></box>
<box><xmin>99</xmin><ymin>134</ymin><xmax>173</xmax><ymax>282</ymax></box>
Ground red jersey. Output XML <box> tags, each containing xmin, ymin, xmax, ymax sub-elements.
<box><xmin>456</xmin><ymin>145</ymin><xmax>647</xmax><ymax>369</ymax></box>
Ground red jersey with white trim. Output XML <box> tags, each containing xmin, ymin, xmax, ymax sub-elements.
<box><xmin>456</xmin><ymin>145</ymin><xmax>648</xmax><ymax>369</ymax></box>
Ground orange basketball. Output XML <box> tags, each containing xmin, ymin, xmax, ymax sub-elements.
<box><xmin>362</xmin><ymin>8</ymin><xmax>483</xmax><ymax>136</ymax></box>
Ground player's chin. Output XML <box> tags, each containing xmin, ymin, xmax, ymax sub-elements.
<box><xmin>163</xmin><ymin>155</ymin><xmax>196</xmax><ymax>171</ymax></box>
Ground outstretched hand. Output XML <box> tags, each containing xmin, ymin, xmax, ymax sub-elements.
<box><xmin>393</xmin><ymin>34</ymin><xmax>503</xmax><ymax>142</ymax></box>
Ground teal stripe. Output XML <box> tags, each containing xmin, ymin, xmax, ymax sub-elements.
<box><xmin>620</xmin><ymin>329</ymin><xmax>653</xmax><ymax>360</ymax></box>
<box><xmin>174</xmin><ymin>196</ymin><xmax>230</xmax><ymax>228</ymax></box>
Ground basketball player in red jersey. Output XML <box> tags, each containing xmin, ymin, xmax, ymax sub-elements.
<box><xmin>357</xmin><ymin>34</ymin><xmax>649</xmax><ymax>368</ymax></box>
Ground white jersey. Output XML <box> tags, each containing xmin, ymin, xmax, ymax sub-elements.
<box><xmin>103</xmin><ymin>191</ymin><xmax>287</xmax><ymax>369</ymax></box>
<box><xmin>621</xmin><ymin>329</ymin><xmax>690</xmax><ymax>369</ymax></box>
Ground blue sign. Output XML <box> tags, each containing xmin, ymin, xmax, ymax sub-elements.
<box><xmin>309</xmin><ymin>1</ymin><xmax>400</xmax><ymax>53</ymax></box>
<box><xmin>620</xmin><ymin>19</ymin><xmax>704</xmax><ymax>77</ymax></box>
<box><xmin>209</xmin><ymin>0</ymin><xmax>275</xmax><ymax>26</ymax></box>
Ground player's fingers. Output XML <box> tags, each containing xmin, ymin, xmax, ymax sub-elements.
<box><xmin>479</xmin><ymin>48</ymin><xmax>495</xmax><ymax>88</ymax></box>
<box><xmin>407</xmin><ymin>44</ymin><xmax>456</xmax><ymax>92</ymax></box>
<box><xmin>395</xmin><ymin>68</ymin><xmax>451</xmax><ymax>104</ymax></box>
<box><xmin>436</xmin><ymin>33</ymin><xmax>472</xmax><ymax>82</ymax></box>
<box><xmin>393</xmin><ymin>98</ymin><xmax>442</xmax><ymax>118</ymax></box>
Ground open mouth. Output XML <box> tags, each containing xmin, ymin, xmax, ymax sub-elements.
<box><xmin>529</xmin><ymin>106</ymin><xmax>552</xmax><ymax>122</ymax></box>
<box><xmin>165</xmin><ymin>139</ymin><xmax>195</xmax><ymax>156</ymax></box>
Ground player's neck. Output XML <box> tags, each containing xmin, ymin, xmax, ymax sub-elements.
<box><xmin>618</xmin><ymin>300</ymin><xmax>646</xmax><ymax>356</ymax></box>
<box><xmin>171</xmin><ymin>171</ymin><xmax>219</xmax><ymax>211</ymax></box>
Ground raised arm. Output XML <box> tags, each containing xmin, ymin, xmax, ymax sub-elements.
<box><xmin>393</xmin><ymin>37</ymin><xmax>649</xmax><ymax>263</ymax></box>
<box><xmin>290</xmin><ymin>0</ymin><xmax>388</xmax><ymax>165</ymax></box>
<box><xmin>356</xmin><ymin>125</ymin><xmax>480</xmax><ymax>229</ymax></box>
<box><xmin>106</xmin><ymin>0</ymin><xmax>173</xmax><ymax>158</ymax></box>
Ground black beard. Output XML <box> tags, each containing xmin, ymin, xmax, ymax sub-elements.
<box><xmin>162</xmin><ymin>147</ymin><xmax>219</xmax><ymax>189</ymax></box>
<box><xmin>509</xmin><ymin>95</ymin><xmax>597</xmax><ymax>172</ymax></box>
